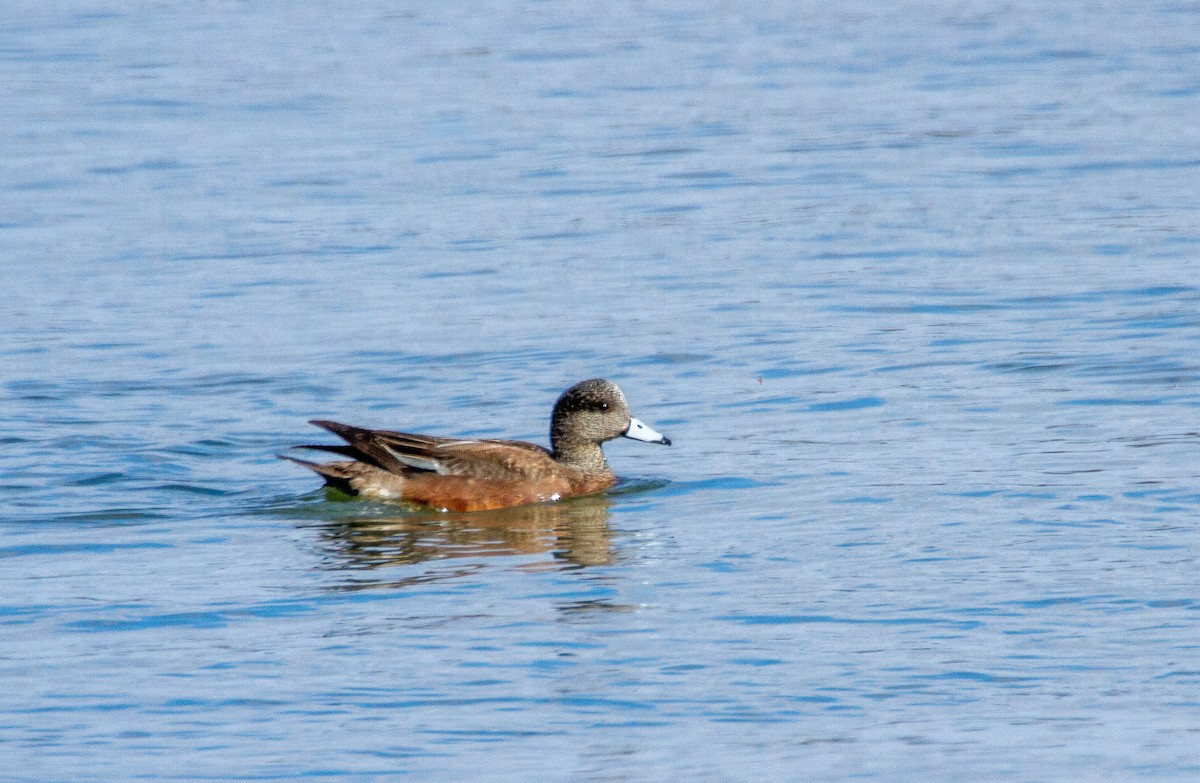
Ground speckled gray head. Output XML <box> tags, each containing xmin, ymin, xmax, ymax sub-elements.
<box><xmin>550</xmin><ymin>379</ymin><xmax>671</xmax><ymax>452</ymax></box>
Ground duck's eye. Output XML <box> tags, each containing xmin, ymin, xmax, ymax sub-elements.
<box><xmin>600</xmin><ymin>402</ymin><xmax>609</xmax><ymax>410</ymax></box>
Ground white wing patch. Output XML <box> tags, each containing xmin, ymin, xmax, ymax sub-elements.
<box><xmin>383</xmin><ymin>439</ymin><xmax>486</xmax><ymax>475</ymax></box>
<box><xmin>383</xmin><ymin>447</ymin><xmax>445</xmax><ymax>474</ymax></box>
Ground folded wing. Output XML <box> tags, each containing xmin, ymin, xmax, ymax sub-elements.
<box><xmin>306</xmin><ymin>420</ymin><xmax>556</xmax><ymax>482</ymax></box>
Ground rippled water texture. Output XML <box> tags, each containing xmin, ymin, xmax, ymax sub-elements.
<box><xmin>3</xmin><ymin>2</ymin><xmax>1200</xmax><ymax>780</ymax></box>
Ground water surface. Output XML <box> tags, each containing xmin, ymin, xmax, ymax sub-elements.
<box><xmin>3</xmin><ymin>2</ymin><xmax>1200</xmax><ymax>780</ymax></box>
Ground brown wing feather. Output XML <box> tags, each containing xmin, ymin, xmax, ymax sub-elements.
<box><xmin>308</xmin><ymin>420</ymin><xmax>556</xmax><ymax>481</ymax></box>
<box><xmin>425</xmin><ymin>439</ymin><xmax>557</xmax><ymax>481</ymax></box>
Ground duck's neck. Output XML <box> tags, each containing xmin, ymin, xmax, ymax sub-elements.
<box><xmin>551</xmin><ymin>439</ymin><xmax>611</xmax><ymax>474</ymax></box>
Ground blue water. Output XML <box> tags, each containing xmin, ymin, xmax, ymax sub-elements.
<box><xmin>4</xmin><ymin>2</ymin><xmax>1200</xmax><ymax>780</ymax></box>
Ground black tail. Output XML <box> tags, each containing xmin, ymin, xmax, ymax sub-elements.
<box><xmin>309</xmin><ymin>419</ymin><xmax>369</xmax><ymax>442</ymax></box>
<box><xmin>306</xmin><ymin>419</ymin><xmax>409</xmax><ymax>474</ymax></box>
<box><xmin>278</xmin><ymin>454</ymin><xmax>356</xmax><ymax>494</ymax></box>
<box><xmin>294</xmin><ymin>443</ymin><xmax>360</xmax><ymax>459</ymax></box>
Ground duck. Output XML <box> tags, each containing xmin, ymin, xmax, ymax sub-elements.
<box><xmin>282</xmin><ymin>378</ymin><xmax>670</xmax><ymax>512</ymax></box>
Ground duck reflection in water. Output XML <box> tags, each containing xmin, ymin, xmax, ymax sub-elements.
<box><xmin>316</xmin><ymin>492</ymin><xmax>615</xmax><ymax>581</ymax></box>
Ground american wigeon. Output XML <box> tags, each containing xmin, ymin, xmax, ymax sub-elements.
<box><xmin>282</xmin><ymin>378</ymin><xmax>671</xmax><ymax>512</ymax></box>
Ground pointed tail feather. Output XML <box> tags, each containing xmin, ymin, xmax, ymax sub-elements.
<box><xmin>295</xmin><ymin>443</ymin><xmax>360</xmax><ymax>459</ymax></box>
<box><xmin>307</xmin><ymin>419</ymin><xmax>411</xmax><ymax>475</ymax></box>
<box><xmin>309</xmin><ymin>420</ymin><xmax>366</xmax><ymax>442</ymax></box>
<box><xmin>278</xmin><ymin>454</ymin><xmax>356</xmax><ymax>493</ymax></box>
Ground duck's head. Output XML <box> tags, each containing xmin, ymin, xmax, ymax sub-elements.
<box><xmin>550</xmin><ymin>379</ymin><xmax>671</xmax><ymax>456</ymax></box>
